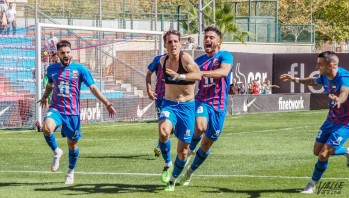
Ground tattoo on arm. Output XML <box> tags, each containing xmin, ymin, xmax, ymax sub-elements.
<box><xmin>43</xmin><ymin>85</ymin><xmax>53</xmax><ymax>99</ymax></box>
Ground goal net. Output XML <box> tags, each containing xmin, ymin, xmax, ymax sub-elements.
<box><xmin>0</xmin><ymin>23</ymin><xmax>163</xmax><ymax>128</ymax></box>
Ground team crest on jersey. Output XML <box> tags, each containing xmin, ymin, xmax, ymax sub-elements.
<box><xmin>213</xmin><ymin>58</ymin><xmax>220</xmax><ymax>67</ymax></box>
<box><xmin>72</xmin><ymin>70</ymin><xmax>79</xmax><ymax>78</ymax></box>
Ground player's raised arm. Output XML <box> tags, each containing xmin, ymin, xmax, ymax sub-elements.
<box><xmin>280</xmin><ymin>74</ymin><xmax>318</xmax><ymax>86</ymax></box>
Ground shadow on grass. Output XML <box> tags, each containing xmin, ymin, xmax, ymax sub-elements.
<box><xmin>203</xmin><ymin>187</ymin><xmax>300</xmax><ymax>198</ymax></box>
<box><xmin>80</xmin><ymin>154</ymin><xmax>156</xmax><ymax>161</ymax></box>
<box><xmin>34</xmin><ymin>183</ymin><xmax>163</xmax><ymax>194</ymax></box>
<box><xmin>0</xmin><ymin>182</ymin><xmax>59</xmax><ymax>187</ymax></box>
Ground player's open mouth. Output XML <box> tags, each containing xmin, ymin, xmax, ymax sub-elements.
<box><xmin>205</xmin><ymin>43</ymin><xmax>212</xmax><ymax>49</ymax></box>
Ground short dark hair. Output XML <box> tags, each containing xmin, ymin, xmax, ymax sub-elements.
<box><xmin>163</xmin><ymin>30</ymin><xmax>181</xmax><ymax>43</ymax></box>
<box><xmin>56</xmin><ymin>40</ymin><xmax>71</xmax><ymax>50</ymax></box>
<box><xmin>204</xmin><ymin>26</ymin><xmax>222</xmax><ymax>39</ymax></box>
<box><xmin>318</xmin><ymin>51</ymin><xmax>339</xmax><ymax>65</ymax></box>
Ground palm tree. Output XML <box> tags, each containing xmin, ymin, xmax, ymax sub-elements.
<box><xmin>182</xmin><ymin>2</ymin><xmax>252</xmax><ymax>43</ymax></box>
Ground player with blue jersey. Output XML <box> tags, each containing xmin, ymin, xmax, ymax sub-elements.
<box><xmin>37</xmin><ymin>40</ymin><xmax>116</xmax><ymax>185</ymax></box>
<box><xmin>179</xmin><ymin>26</ymin><xmax>233</xmax><ymax>186</ymax></box>
<box><xmin>146</xmin><ymin>54</ymin><xmax>166</xmax><ymax>157</ymax></box>
<box><xmin>157</xmin><ymin>30</ymin><xmax>202</xmax><ymax>191</ymax></box>
<box><xmin>280</xmin><ymin>51</ymin><xmax>349</xmax><ymax>194</ymax></box>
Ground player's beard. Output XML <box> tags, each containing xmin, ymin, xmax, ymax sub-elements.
<box><xmin>60</xmin><ymin>56</ymin><xmax>72</xmax><ymax>66</ymax></box>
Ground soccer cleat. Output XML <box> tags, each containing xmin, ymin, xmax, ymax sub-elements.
<box><xmin>154</xmin><ymin>147</ymin><xmax>161</xmax><ymax>157</ymax></box>
<box><xmin>179</xmin><ymin>171</ymin><xmax>192</xmax><ymax>186</ymax></box>
<box><xmin>301</xmin><ymin>180</ymin><xmax>316</xmax><ymax>194</ymax></box>
<box><xmin>345</xmin><ymin>152</ymin><xmax>349</xmax><ymax>167</ymax></box>
<box><xmin>161</xmin><ymin>166</ymin><xmax>171</xmax><ymax>183</ymax></box>
<box><xmin>65</xmin><ymin>171</ymin><xmax>74</xmax><ymax>185</ymax></box>
<box><xmin>50</xmin><ymin>148</ymin><xmax>63</xmax><ymax>172</ymax></box>
<box><xmin>164</xmin><ymin>181</ymin><xmax>175</xmax><ymax>191</ymax></box>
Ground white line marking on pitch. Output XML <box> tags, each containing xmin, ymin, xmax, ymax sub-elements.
<box><xmin>0</xmin><ymin>170</ymin><xmax>347</xmax><ymax>180</ymax></box>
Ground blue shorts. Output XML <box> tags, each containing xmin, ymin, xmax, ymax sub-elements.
<box><xmin>316</xmin><ymin>119</ymin><xmax>349</xmax><ymax>150</ymax></box>
<box><xmin>44</xmin><ymin>109</ymin><xmax>81</xmax><ymax>141</ymax></box>
<box><xmin>155</xmin><ymin>98</ymin><xmax>164</xmax><ymax>118</ymax></box>
<box><xmin>196</xmin><ymin>101</ymin><xmax>226</xmax><ymax>141</ymax></box>
<box><xmin>159</xmin><ymin>98</ymin><xmax>195</xmax><ymax>143</ymax></box>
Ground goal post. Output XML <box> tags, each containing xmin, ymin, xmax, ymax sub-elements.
<box><xmin>35</xmin><ymin>23</ymin><xmax>164</xmax><ymax>126</ymax></box>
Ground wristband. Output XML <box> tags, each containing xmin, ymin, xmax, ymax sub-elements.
<box><xmin>294</xmin><ymin>78</ymin><xmax>300</xmax><ymax>83</ymax></box>
<box><xmin>178</xmin><ymin>74</ymin><xmax>186</xmax><ymax>81</ymax></box>
<box><xmin>107</xmin><ymin>103</ymin><xmax>113</xmax><ymax>107</ymax></box>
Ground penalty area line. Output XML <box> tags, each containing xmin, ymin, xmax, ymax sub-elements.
<box><xmin>0</xmin><ymin>170</ymin><xmax>347</xmax><ymax>180</ymax></box>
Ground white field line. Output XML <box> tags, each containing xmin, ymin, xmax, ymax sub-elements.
<box><xmin>0</xmin><ymin>125</ymin><xmax>310</xmax><ymax>138</ymax></box>
<box><xmin>0</xmin><ymin>170</ymin><xmax>347</xmax><ymax>180</ymax></box>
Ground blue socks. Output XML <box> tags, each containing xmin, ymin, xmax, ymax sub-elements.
<box><xmin>189</xmin><ymin>135</ymin><xmax>202</xmax><ymax>151</ymax></box>
<box><xmin>172</xmin><ymin>156</ymin><xmax>187</xmax><ymax>178</ymax></box>
<box><xmin>191</xmin><ymin>148</ymin><xmax>211</xmax><ymax>171</ymax></box>
<box><xmin>44</xmin><ymin>133</ymin><xmax>58</xmax><ymax>151</ymax></box>
<box><xmin>68</xmin><ymin>147</ymin><xmax>80</xmax><ymax>170</ymax></box>
<box><xmin>311</xmin><ymin>159</ymin><xmax>328</xmax><ymax>182</ymax></box>
<box><xmin>159</xmin><ymin>139</ymin><xmax>172</xmax><ymax>163</ymax></box>
<box><xmin>333</xmin><ymin>147</ymin><xmax>347</xmax><ymax>155</ymax></box>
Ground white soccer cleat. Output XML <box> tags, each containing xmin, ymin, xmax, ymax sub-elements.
<box><xmin>50</xmin><ymin>148</ymin><xmax>63</xmax><ymax>172</ymax></box>
<box><xmin>179</xmin><ymin>171</ymin><xmax>192</xmax><ymax>186</ymax></box>
<box><xmin>65</xmin><ymin>171</ymin><xmax>74</xmax><ymax>185</ymax></box>
<box><xmin>301</xmin><ymin>180</ymin><xmax>316</xmax><ymax>194</ymax></box>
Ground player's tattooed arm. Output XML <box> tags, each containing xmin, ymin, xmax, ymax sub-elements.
<box><xmin>42</xmin><ymin>83</ymin><xmax>53</xmax><ymax>99</ymax></box>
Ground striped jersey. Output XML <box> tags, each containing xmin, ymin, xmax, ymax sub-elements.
<box><xmin>316</xmin><ymin>67</ymin><xmax>349</xmax><ymax>125</ymax></box>
<box><xmin>147</xmin><ymin>54</ymin><xmax>165</xmax><ymax>99</ymax></box>
<box><xmin>195</xmin><ymin>51</ymin><xmax>233</xmax><ymax>111</ymax></box>
<box><xmin>47</xmin><ymin>62</ymin><xmax>95</xmax><ymax>115</ymax></box>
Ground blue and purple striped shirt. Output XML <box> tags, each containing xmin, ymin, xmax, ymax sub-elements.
<box><xmin>147</xmin><ymin>54</ymin><xmax>166</xmax><ymax>99</ymax></box>
<box><xmin>195</xmin><ymin>51</ymin><xmax>233</xmax><ymax>111</ymax></box>
<box><xmin>316</xmin><ymin>67</ymin><xmax>349</xmax><ymax>125</ymax></box>
<box><xmin>47</xmin><ymin>62</ymin><xmax>95</xmax><ymax>115</ymax></box>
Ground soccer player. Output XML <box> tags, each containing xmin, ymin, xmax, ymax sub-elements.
<box><xmin>37</xmin><ymin>40</ymin><xmax>116</xmax><ymax>184</ymax></box>
<box><xmin>158</xmin><ymin>30</ymin><xmax>201</xmax><ymax>191</ymax></box>
<box><xmin>179</xmin><ymin>26</ymin><xmax>233</xmax><ymax>186</ymax></box>
<box><xmin>146</xmin><ymin>54</ymin><xmax>166</xmax><ymax>157</ymax></box>
<box><xmin>280</xmin><ymin>51</ymin><xmax>349</xmax><ymax>194</ymax></box>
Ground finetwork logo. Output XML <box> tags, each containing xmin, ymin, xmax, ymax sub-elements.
<box><xmin>278</xmin><ymin>97</ymin><xmax>304</xmax><ymax>110</ymax></box>
<box><xmin>80</xmin><ymin>103</ymin><xmax>101</xmax><ymax>121</ymax></box>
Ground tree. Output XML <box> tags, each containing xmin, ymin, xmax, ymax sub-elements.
<box><xmin>313</xmin><ymin>0</ymin><xmax>349</xmax><ymax>43</ymax></box>
<box><xmin>182</xmin><ymin>1</ymin><xmax>251</xmax><ymax>43</ymax></box>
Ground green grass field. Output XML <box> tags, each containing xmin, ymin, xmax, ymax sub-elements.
<box><xmin>1</xmin><ymin>109</ymin><xmax>349</xmax><ymax>197</ymax></box>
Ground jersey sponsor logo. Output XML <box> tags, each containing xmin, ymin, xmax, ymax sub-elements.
<box><xmin>72</xmin><ymin>70</ymin><xmax>79</xmax><ymax>78</ymax></box>
<box><xmin>0</xmin><ymin>106</ymin><xmax>10</xmax><ymax>117</ymax></box>
<box><xmin>278</xmin><ymin>96</ymin><xmax>305</xmax><ymax>110</ymax></box>
<box><xmin>243</xmin><ymin>98</ymin><xmax>256</xmax><ymax>112</ymax></box>
<box><xmin>137</xmin><ymin>102</ymin><xmax>154</xmax><ymax>117</ymax></box>
<box><xmin>80</xmin><ymin>103</ymin><xmax>101</xmax><ymax>121</ymax></box>
<box><xmin>213</xmin><ymin>58</ymin><xmax>220</xmax><ymax>67</ymax></box>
